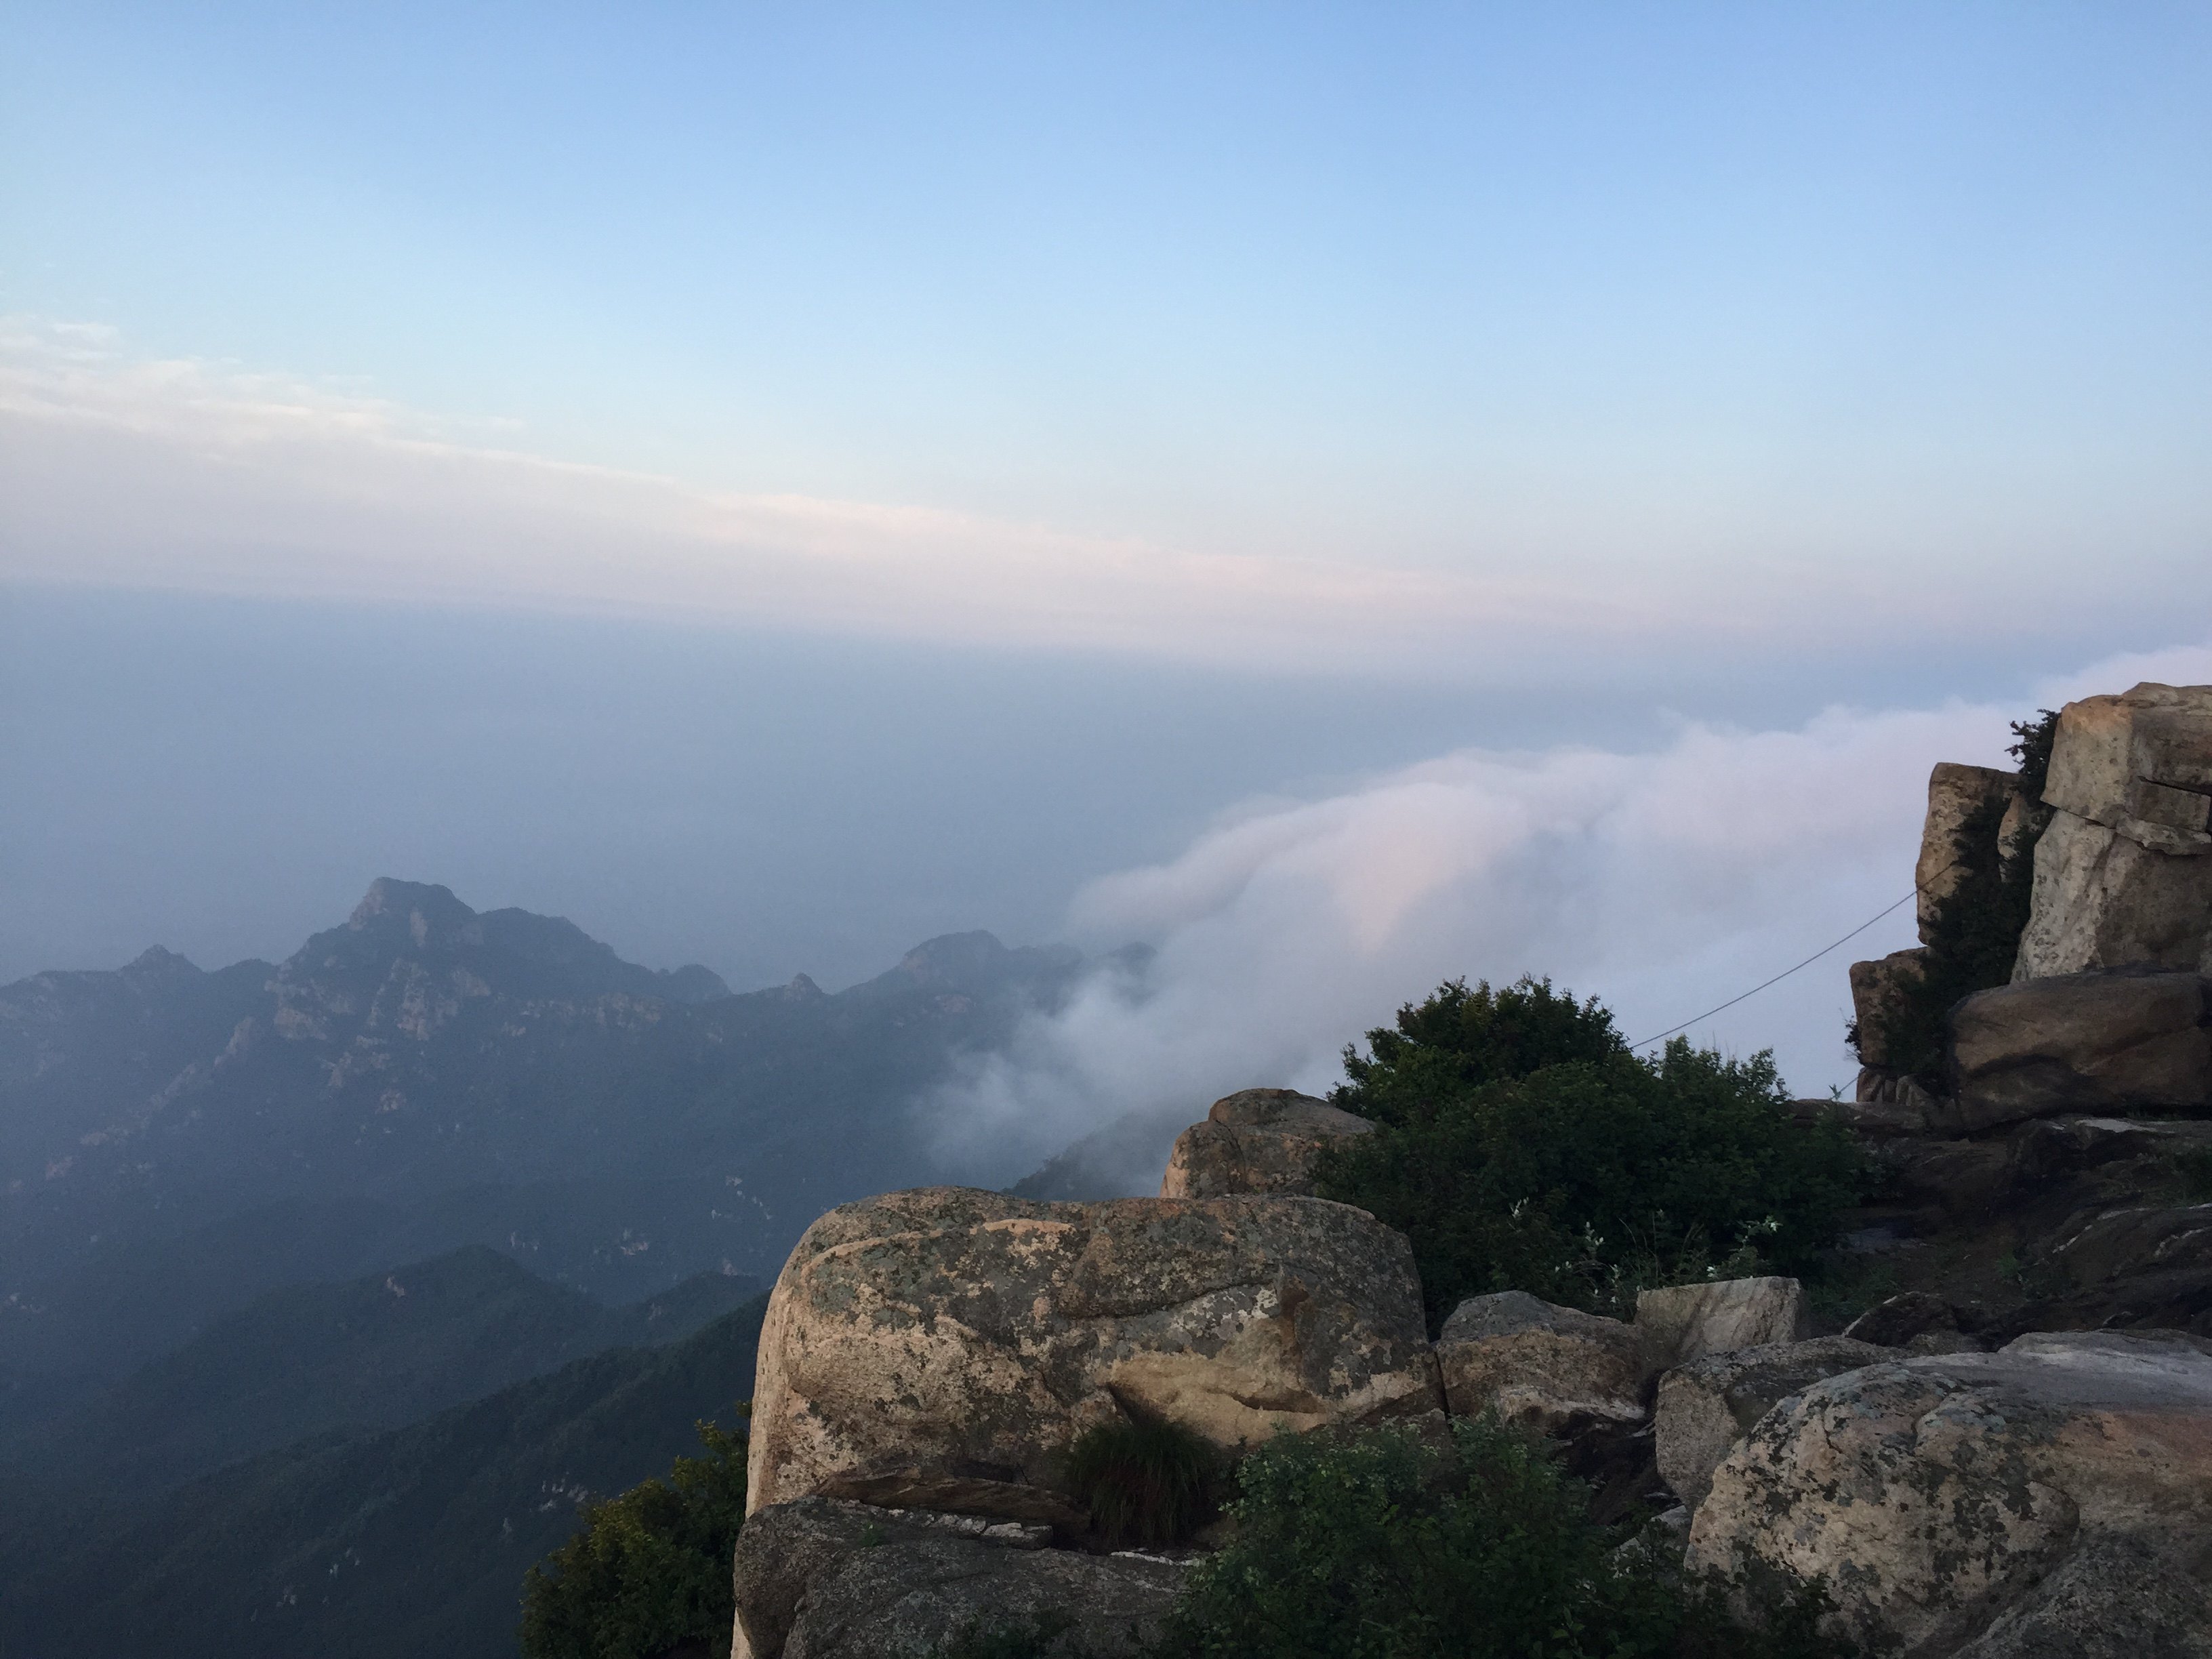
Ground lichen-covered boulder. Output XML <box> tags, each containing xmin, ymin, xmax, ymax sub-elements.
<box><xmin>1687</xmin><ymin>1330</ymin><xmax>2212</xmax><ymax>1656</ymax></box>
<box><xmin>1434</xmin><ymin>1290</ymin><xmax>1647</xmax><ymax>1433</ymax></box>
<box><xmin>1849</xmin><ymin>948</ymin><xmax>1931</xmax><ymax>1069</ymax></box>
<box><xmin>1653</xmin><ymin>1336</ymin><xmax>1889</xmax><ymax>1513</ymax></box>
<box><xmin>733</xmin><ymin>1497</ymin><xmax>1057</xmax><ymax>1659</ymax></box>
<box><xmin>1634</xmin><ymin>1277</ymin><xmax>1809</xmax><ymax>1372</ymax></box>
<box><xmin>782</xmin><ymin>1534</ymin><xmax>1184</xmax><ymax>1659</ymax></box>
<box><xmin>745</xmin><ymin>1187</ymin><xmax>1441</xmax><ymax>1519</ymax></box>
<box><xmin>1158</xmin><ymin>1088</ymin><xmax>1375</xmax><ymax>1198</ymax></box>
<box><xmin>1949</xmin><ymin>968</ymin><xmax>2212</xmax><ymax>1127</ymax></box>
<box><xmin>1947</xmin><ymin>1533</ymin><xmax>2212</xmax><ymax>1659</ymax></box>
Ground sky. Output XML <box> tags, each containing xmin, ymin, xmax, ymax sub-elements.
<box><xmin>4</xmin><ymin>5</ymin><xmax>2211</xmax><ymax>1132</ymax></box>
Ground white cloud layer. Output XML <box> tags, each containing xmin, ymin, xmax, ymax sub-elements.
<box><xmin>928</xmin><ymin>643</ymin><xmax>2212</xmax><ymax>1191</ymax></box>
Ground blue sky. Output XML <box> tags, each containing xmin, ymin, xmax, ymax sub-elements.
<box><xmin>7</xmin><ymin>3</ymin><xmax>2209</xmax><ymax>592</ymax></box>
<box><xmin>4</xmin><ymin>5</ymin><xmax>2211</xmax><ymax>1100</ymax></box>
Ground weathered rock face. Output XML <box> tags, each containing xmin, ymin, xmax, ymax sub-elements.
<box><xmin>1948</xmin><ymin>968</ymin><xmax>2212</xmax><ymax>1126</ymax></box>
<box><xmin>1687</xmin><ymin>1330</ymin><xmax>2212</xmax><ymax>1656</ymax></box>
<box><xmin>1918</xmin><ymin>764</ymin><xmax>2021</xmax><ymax>941</ymax></box>
<box><xmin>1159</xmin><ymin>1088</ymin><xmax>1375</xmax><ymax>1200</ymax></box>
<box><xmin>1653</xmin><ymin>1336</ymin><xmax>1890</xmax><ymax>1513</ymax></box>
<box><xmin>745</xmin><ymin>1187</ymin><xmax>1441</xmax><ymax>1519</ymax></box>
<box><xmin>1434</xmin><ymin>1290</ymin><xmax>1646</xmax><ymax>1433</ymax></box>
<box><xmin>1634</xmin><ymin>1277</ymin><xmax>1809</xmax><ymax>1372</ymax></box>
<box><xmin>1849</xmin><ymin>949</ymin><xmax>1929</xmax><ymax>1070</ymax></box>
<box><xmin>783</xmin><ymin>1532</ymin><xmax>1183</xmax><ymax>1659</ymax></box>
<box><xmin>733</xmin><ymin>1498</ymin><xmax>1071</xmax><ymax>1659</ymax></box>
<box><xmin>2015</xmin><ymin>684</ymin><xmax>2212</xmax><ymax>981</ymax></box>
<box><xmin>1948</xmin><ymin>1532</ymin><xmax>2212</xmax><ymax>1659</ymax></box>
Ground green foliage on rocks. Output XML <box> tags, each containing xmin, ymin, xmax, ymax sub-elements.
<box><xmin>519</xmin><ymin>1414</ymin><xmax>750</xmax><ymax>1659</ymax></box>
<box><xmin>1061</xmin><ymin>1414</ymin><xmax>1223</xmax><ymax>1549</ymax></box>
<box><xmin>1316</xmin><ymin>981</ymin><xmax>1864</xmax><ymax>1326</ymax></box>
<box><xmin>1157</xmin><ymin>1419</ymin><xmax>1856</xmax><ymax>1659</ymax></box>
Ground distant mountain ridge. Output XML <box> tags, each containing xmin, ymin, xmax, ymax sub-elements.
<box><xmin>0</xmin><ymin>1294</ymin><xmax>771</xmax><ymax>1659</ymax></box>
<box><xmin>3</xmin><ymin>1244</ymin><xmax>759</xmax><ymax>1493</ymax></box>
<box><xmin>1</xmin><ymin>880</ymin><xmax>1086</xmax><ymax>1406</ymax></box>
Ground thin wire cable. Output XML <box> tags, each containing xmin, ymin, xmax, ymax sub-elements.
<box><xmin>1626</xmin><ymin>888</ymin><xmax>1921</xmax><ymax>1050</ymax></box>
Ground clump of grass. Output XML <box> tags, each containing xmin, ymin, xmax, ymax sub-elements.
<box><xmin>1060</xmin><ymin>1414</ymin><xmax>1221</xmax><ymax>1549</ymax></box>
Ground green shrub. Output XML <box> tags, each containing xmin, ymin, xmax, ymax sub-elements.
<box><xmin>1333</xmin><ymin>976</ymin><xmax>1626</xmax><ymax>1127</ymax></box>
<box><xmin>1155</xmin><ymin>1418</ymin><xmax>1855</xmax><ymax>1659</ymax></box>
<box><xmin>518</xmin><ymin>1413</ymin><xmax>750</xmax><ymax>1659</ymax></box>
<box><xmin>1315</xmin><ymin>998</ymin><xmax>1865</xmax><ymax>1326</ymax></box>
<box><xmin>1060</xmin><ymin>1414</ymin><xmax>1222</xmax><ymax>1548</ymax></box>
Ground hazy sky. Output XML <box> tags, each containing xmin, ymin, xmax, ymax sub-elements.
<box><xmin>4</xmin><ymin>5</ymin><xmax>2210</xmax><ymax>1108</ymax></box>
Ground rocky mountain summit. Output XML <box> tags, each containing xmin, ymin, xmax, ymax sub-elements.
<box><xmin>726</xmin><ymin>682</ymin><xmax>2212</xmax><ymax>1659</ymax></box>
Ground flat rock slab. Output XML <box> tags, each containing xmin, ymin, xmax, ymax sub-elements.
<box><xmin>1687</xmin><ymin>1330</ymin><xmax>2212</xmax><ymax>1656</ymax></box>
<box><xmin>1634</xmin><ymin>1277</ymin><xmax>1809</xmax><ymax>1372</ymax></box>
<box><xmin>783</xmin><ymin>1535</ymin><xmax>1185</xmax><ymax>1659</ymax></box>
<box><xmin>745</xmin><ymin>1187</ymin><xmax>1441</xmax><ymax>1519</ymax></box>
<box><xmin>1950</xmin><ymin>968</ymin><xmax>2212</xmax><ymax>1127</ymax></box>
<box><xmin>1435</xmin><ymin>1290</ymin><xmax>1647</xmax><ymax>1433</ymax></box>
<box><xmin>1653</xmin><ymin>1336</ymin><xmax>1890</xmax><ymax>1513</ymax></box>
<box><xmin>1159</xmin><ymin>1088</ymin><xmax>1375</xmax><ymax>1199</ymax></box>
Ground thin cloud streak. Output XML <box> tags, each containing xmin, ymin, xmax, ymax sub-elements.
<box><xmin>924</xmin><ymin>644</ymin><xmax>2212</xmax><ymax>1191</ymax></box>
<box><xmin>0</xmin><ymin>318</ymin><xmax>1705</xmax><ymax>676</ymax></box>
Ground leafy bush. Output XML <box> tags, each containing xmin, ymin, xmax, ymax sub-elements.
<box><xmin>1060</xmin><ymin>1414</ymin><xmax>1222</xmax><ymax>1548</ymax></box>
<box><xmin>1315</xmin><ymin>989</ymin><xmax>1864</xmax><ymax>1325</ymax></box>
<box><xmin>1333</xmin><ymin>977</ymin><xmax>1626</xmax><ymax>1127</ymax></box>
<box><xmin>1156</xmin><ymin>1418</ymin><xmax>1855</xmax><ymax>1659</ymax></box>
<box><xmin>1850</xmin><ymin>709</ymin><xmax>2059</xmax><ymax>1083</ymax></box>
<box><xmin>519</xmin><ymin>1414</ymin><xmax>749</xmax><ymax>1659</ymax></box>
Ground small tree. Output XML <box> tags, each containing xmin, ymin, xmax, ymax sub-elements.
<box><xmin>1318</xmin><ymin>982</ymin><xmax>1864</xmax><ymax>1327</ymax></box>
<box><xmin>520</xmin><ymin>1413</ymin><xmax>749</xmax><ymax>1659</ymax></box>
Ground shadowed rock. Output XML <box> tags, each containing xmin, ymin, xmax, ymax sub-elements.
<box><xmin>1653</xmin><ymin>1336</ymin><xmax>1890</xmax><ymax>1513</ymax></box>
<box><xmin>1158</xmin><ymin>1088</ymin><xmax>1375</xmax><ymax>1199</ymax></box>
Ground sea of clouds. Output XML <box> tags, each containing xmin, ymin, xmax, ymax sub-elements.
<box><xmin>930</xmin><ymin>642</ymin><xmax>2212</xmax><ymax>1193</ymax></box>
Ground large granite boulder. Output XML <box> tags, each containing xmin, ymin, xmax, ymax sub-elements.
<box><xmin>1849</xmin><ymin>948</ymin><xmax>1931</xmax><ymax>1070</ymax></box>
<box><xmin>783</xmin><ymin>1533</ymin><xmax>1183</xmax><ymax>1659</ymax></box>
<box><xmin>745</xmin><ymin>1187</ymin><xmax>1441</xmax><ymax>1519</ymax></box>
<box><xmin>1434</xmin><ymin>1290</ymin><xmax>1647</xmax><ymax>1433</ymax></box>
<box><xmin>733</xmin><ymin>1498</ymin><xmax>1082</xmax><ymax>1659</ymax></box>
<box><xmin>1158</xmin><ymin>1088</ymin><xmax>1375</xmax><ymax>1199</ymax></box>
<box><xmin>2015</xmin><ymin>684</ymin><xmax>2212</xmax><ymax>981</ymax></box>
<box><xmin>1948</xmin><ymin>968</ymin><xmax>2212</xmax><ymax>1127</ymax></box>
<box><xmin>1652</xmin><ymin>1336</ymin><xmax>1890</xmax><ymax>1512</ymax></box>
<box><xmin>1948</xmin><ymin>1533</ymin><xmax>2212</xmax><ymax>1659</ymax></box>
<box><xmin>1634</xmin><ymin>1276</ymin><xmax>1809</xmax><ymax>1372</ymax></box>
<box><xmin>1917</xmin><ymin>764</ymin><xmax>2021</xmax><ymax>941</ymax></box>
<box><xmin>1687</xmin><ymin>1330</ymin><xmax>2212</xmax><ymax>1656</ymax></box>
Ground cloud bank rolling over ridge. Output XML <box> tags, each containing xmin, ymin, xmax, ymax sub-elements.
<box><xmin>926</xmin><ymin>644</ymin><xmax>2212</xmax><ymax>1191</ymax></box>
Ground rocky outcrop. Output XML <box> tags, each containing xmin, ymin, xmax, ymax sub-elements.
<box><xmin>1433</xmin><ymin>1290</ymin><xmax>1645</xmax><ymax>1433</ymax></box>
<box><xmin>745</xmin><ymin>1187</ymin><xmax>1441</xmax><ymax>1520</ymax></box>
<box><xmin>1652</xmin><ymin>1336</ymin><xmax>1889</xmax><ymax>1512</ymax></box>
<box><xmin>1634</xmin><ymin>1276</ymin><xmax>1809</xmax><ymax>1372</ymax></box>
<box><xmin>1917</xmin><ymin>764</ymin><xmax>2022</xmax><ymax>940</ymax></box>
<box><xmin>2016</xmin><ymin>683</ymin><xmax>2212</xmax><ymax>981</ymax></box>
<box><xmin>1687</xmin><ymin>1330</ymin><xmax>2212</xmax><ymax>1656</ymax></box>
<box><xmin>1158</xmin><ymin>1088</ymin><xmax>1374</xmax><ymax>1199</ymax></box>
<box><xmin>1947</xmin><ymin>1532</ymin><xmax>2212</xmax><ymax>1659</ymax></box>
<box><xmin>1949</xmin><ymin>969</ymin><xmax>2212</xmax><ymax>1126</ymax></box>
<box><xmin>733</xmin><ymin>1496</ymin><xmax>1184</xmax><ymax>1659</ymax></box>
<box><xmin>1849</xmin><ymin>949</ymin><xmax>1929</xmax><ymax>1070</ymax></box>
<box><xmin>733</xmin><ymin>1498</ymin><xmax>1101</xmax><ymax>1659</ymax></box>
